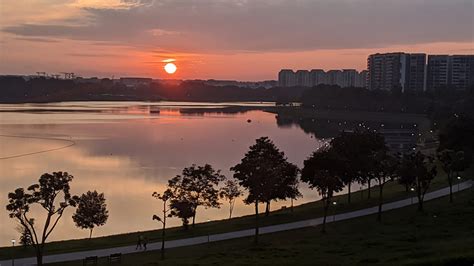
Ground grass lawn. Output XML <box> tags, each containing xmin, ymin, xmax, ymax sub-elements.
<box><xmin>52</xmin><ymin>183</ymin><xmax>474</xmax><ymax>266</ymax></box>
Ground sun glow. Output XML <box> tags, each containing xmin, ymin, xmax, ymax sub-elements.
<box><xmin>164</xmin><ymin>63</ymin><xmax>177</xmax><ymax>74</ymax></box>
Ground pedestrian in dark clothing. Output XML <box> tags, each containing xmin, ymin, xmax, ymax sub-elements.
<box><xmin>136</xmin><ymin>235</ymin><xmax>143</xmax><ymax>250</ymax></box>
<box><xmin>143</xmin><ymin>236</ymin><xmax>148</xmax><ymax>251</ymax></box>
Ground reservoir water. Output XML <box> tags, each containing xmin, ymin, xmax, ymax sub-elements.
<box><xmin>0</xmin><ymin>101</ymin><xmax>427</xmax><ymax>245</ymax></box>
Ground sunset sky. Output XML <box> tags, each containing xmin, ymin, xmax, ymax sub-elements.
<box><xmin>0</xmin><ymin>0</ymin><xmax>473</xmax><ymax>81</ymax></box>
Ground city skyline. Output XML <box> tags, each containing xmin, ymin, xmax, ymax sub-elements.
<box><xmin>1</xmin><ymin>0</ymin><xmax>473</xmax><ymax>80</ymax></box>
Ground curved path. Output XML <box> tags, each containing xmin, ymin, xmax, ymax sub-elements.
<box><xmin>0</xmin><ymin>134</ymin><xmax>75</xmax><ymax>160</ymax></box>
<box><xmin>1</xmin><ymin>180</ymin><xmax>472</xmax><ymax>266</ymax></box>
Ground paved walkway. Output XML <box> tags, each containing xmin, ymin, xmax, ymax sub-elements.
<box><xmin>1</xmin><ymin>180</ymin><xmax>472</xmax><ymax>266</ymax></box>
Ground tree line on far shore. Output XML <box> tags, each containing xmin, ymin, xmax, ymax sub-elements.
<box><xmin>2</xmin><ymin>75</ymin><xmax>473</xmax><ymax>118</ymax></box>
<box><xmin>6</xmin><ymin>116</ymin><xmax>473</xmax><ymax>265</ymax></box>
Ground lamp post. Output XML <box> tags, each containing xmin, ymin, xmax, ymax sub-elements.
<box><xmin>457</xmin><ymin>176</ymin><xmax>461</xmax><ymax>192</ymax></box>
<box><xmin>206</xmin><ymin>219</ymin><xmax>211</xmax><ymax>244</ymax></box>
<box><xmin>410</xmin><ymin>187</ymin><xmax>415</xmax><ymax>205</ymax></box>
<box><xmin>11</xmin><ymin>239</ymin><xmax>15</xmax><ymax>266</ymax></box>
<box><xmin>332</xmin><ymin>201</ymin><xmax>337</xmax><ymax>222</ymax></box>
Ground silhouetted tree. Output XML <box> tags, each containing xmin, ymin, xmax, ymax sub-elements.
<box><xmin>6</xmin><ymin>172</ymin><xmax>77</xmax><ymax>266</ymax></box>
<box><xmin>231</xmin><ymin>137</ymin><xmax>300</xmax><ymax>243</ymax></box>
<box><xmin>72</xmin><ymin>191</ymin><xmax>109</xmax><ymax>239</ymax></box>
<box><xmin>168</xmin><ymin>164</ymin><xmax>225</xmax><ymax>227</ymax></box>
<box><xmin>364</xmin><ymin>133</ymin><xmax>387</xmax><ymax>199</ymax></box>
<box><xmin>399</xmin><ymin>152</ymin><xmax>437</xmax><ymax>211</ymax></box>
<box><xmin>437</xmin><ymin>149</ymin><xmax>466</xmax><ymax>202</ymax></box>
<box><xmin>438</xmin><ymin>115</ymin><xmax>474</xmax><ymax>157</ymax></box>
<box><xmin>370</xmin><ymin>151</ymin><xmax>399</xmax><ymax>221</ymax></box>
<box><xmin>271</xmin><ymin>161</ymin><xmax>300</xmax><ymax>215</ymax></box>
<box><xmin>169</xmin><ymin>200</ymin><xmax>194</xmax><ymax>230</ymax></box>
<box><xmin>302</xmin><ymin>147</ymin><xmax>344</xmax><ymax>233</ymax></box>
<box><xmin>152</xmin><ymin>188</ymin><xmax>174</xmax><ymax>260</ymax></box>
<box><xmin>16</xmin><ymin>221</ymin><xmax>34</xmax><ymax>248</ymax></box>
<box><xmin>331</xmin><ymin>131</ymin><xmax>385</xmax><ymax>204</ymax></box>
<box><xmin>365</xmin><ymin>174</ymin><xmax>374</xmax><ymax>199</ymax></box>
<box><xmin>398</xmin><ymin>153</ymin><xmax>417</xmax><ymax>192</ymax></box>
<box><xmin>288</xmin><ymin>182</ymin><xmax>303</xmax><ymax>212</ymax></box>
<box><xmin>219</xmin><ymin>180</ymin><xmax>242</xmax><ymax>219</ymax></box>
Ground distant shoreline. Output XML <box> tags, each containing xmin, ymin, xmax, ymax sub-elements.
<box><xmin>0</xmin><ymin>101</ymin><xmax>428</xmax><ymax>119</ymax></box>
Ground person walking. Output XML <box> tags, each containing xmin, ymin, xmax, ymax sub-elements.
<box><xmin>136</xmin><ymin>235</ymin><xmax>143</xmax><ymax>250</ymax></box>
<box><xmin>143</xmin><ymin>236</ymin><xmax>148</xmax><ymax>251</ymax></box>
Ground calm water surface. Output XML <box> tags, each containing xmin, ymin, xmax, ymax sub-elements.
<box><xmin>1</xmin><ymin>101</ymin><xmax>326</xmax><ymax>245</ymax></box>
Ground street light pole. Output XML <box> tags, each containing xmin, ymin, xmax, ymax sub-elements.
<box><xmin>332</xmin><ymin>201</ymin><xmax>337</xmax><ymax>222</ymax></box>
<box><xmin>11</xmin><ymin>239</ymin><xmax>15</xmax><ymax>266</ymax></box>
<box><xmin>206</xmin><ymin>219</ymin><xmax>211</xmax><ymax>245</ymax></box>
<box><xmin>457</xmin><ymin>176</ymin><xmax>461</xmax><ymax>192</ymax></box>
<box><xmin>410</xmin><ymin>187</ymin><xmax>415</xmax><ymax>205</ymax></box>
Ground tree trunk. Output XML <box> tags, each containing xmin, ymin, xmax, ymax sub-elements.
<box><xmin>417</xmin><ymin>187</ymin><xmax>424</xmax><ymax>212</ymax></box>
<box><xmin>291</xmin><ymin>198</ymin><xmax>294</xmax><ymax>213</ymax></box>
<box><xmin>377</xmin><ymin>183</ymin><xmax>384</xmax><ymax>222</ymax></box>
<box><xmin>229</xmin><ymin>201</ymin><xmax>233</xmax><ymax>219</ymax></box>
<box><xmin>265</xmin><ymin>201</ymin><xmax>270</xmax><ymax>216</ymax></box>
<box><xmin>448</xmin><ymin>176</ymin><xmax>453</xmax><ymax>203</ymax></box>
<box><xmin>192</xmin><ymin>207</ymin><xmax>197</xmax><ymax>227</ymax></box>
<box><xmin>36</xmin><ymin>246</ymin><xmax>43</xmax><ymax>266</ymax></box>
<box><xmin>254</xmin><ymin>201</ymin><xmax>259</xmax><ymax>244</ymax></box>
<box><xmin>161</xmin><ymin>199</ymin><xmax>166</xmax><ymax>260</ymax></box>
<box><xmin>347</xmin><ymin>182</ymin><xmax>352</xmax><ymax>204</ymax></box>
<box><xmin>418</xmin><ymin>199</ymin><xmax>424</xmax><ymax>212</ymax></box>
<box><xmin>367</xmin><ymin>179</ymin><xmax>371</xmax><ymax>199</ymax></box>
<box><xmin>161</xmin><ymin>220</ymin><xmax>165</xmax><ymax>260</ymax></box>
<box><xmin>183</xmin><ymin>218</ymin><xmax>189</xmax><ymax>230</ymax></box>
<box><xmin>405</xmin><ymin>184</ymin><xmax>409</xmax><ymax>192</ymax></box>
<box><xmin>89</xmin><ymin>228</ymin><xmax>93</xmax><ymax>239</ymax></box>
<box><xmin>322</xmin><ymin>199</ymin><xmax>329</xmax><ymax>233</ymax></box>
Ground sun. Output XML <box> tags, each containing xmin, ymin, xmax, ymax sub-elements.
<box><xmin>164</xmin><ymin>63</ymin><xmax>177</xmax><ymax>74</ymax></box>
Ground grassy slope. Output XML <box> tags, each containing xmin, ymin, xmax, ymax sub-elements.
<box><xmin>0</xmin><ymin>167</ymin><xmax>468</xmax><ymax>261</ymax></box>
<box><xmin>54</xmin><ymin>184</ymin><xmax>474</xmax><ymax>266</ymax></box>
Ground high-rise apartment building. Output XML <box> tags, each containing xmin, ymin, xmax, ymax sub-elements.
<box><xmin>426</xmin><ymin>55</ymin><xmax>450</xmax><ymax>90</ymax></box>
<box><xmin>278</xmin><ymin>53</ymin><xmax>472</xmax><ymax>91</ymax></box>
<box><xmin>449</xmin><ymin>55</ymin><xmax>474</xmax><ymax>91</ymax></box>
<box><xmin>356</xmin><ymin>70</ymin><xmax>368</xmax><ymax>88</ymax></box>
<box><xmin>342</xmin><ymin>69</ymin><xmax>358</xmax><ymax>88</ymax></box>
<box><xmin>295</xmin><ymin>70</ymin><xmax>310</xmax><ymax>87</ymax></box>
<box><xmin>367</xmin><ymin>52</ymin><xmax>403</xmax><ymax>91</ymax></box>
<box><xmin>309</xmin><ymin>69</ymin><xmax>327</xmax><ymax>87</ymax></box>
<box><xmin>278</xmin><ymin>68</ymin><xmax>366</xmax><ymax>88</ymax></box>
<box><xmin>327</xmin><ymin>70</ymin><xmax>344</xmax><ymax>87</ymax></box>
<box><xmin>367</xmin><ymin>52</ymin><xmax>426</xmax><ymax>93</ymax></box>
<box><xmin>427</xmin><ymin>55</ymin><xmax>474</xmax><ymax>91</ymax></box>
<box><xmin>278</xmin><ymin>69</ymin><xmax>296</xmax><ymax>87</ymax></box>
<box><xmin>405</xmin><ymin>53</ymin><xmax>426</xmax><ymax>93</ymax></box>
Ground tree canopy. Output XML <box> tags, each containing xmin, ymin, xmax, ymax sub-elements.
<box><xmin>231</xmin><ymin>136</ymin><xmax>300</xmax><ymax>242</ymax></box>
<box><xmin>219</xmin><ymin>179</ymin><xmax>242</xmax><ymax>219</ymax></box>
<box><xmin>330</xmin><ymin>131</ymin><xmax>386</xmax><ymax>203</ymax></box>
<box><xmin>398</xmin><ymin>152</ymin><xmax>437</xmax><ymax>211</ymax></box>
<box><xmin>167</xmin><ymin>164</ymin><xmax>225</xmax><ymax>226</ymax></box>
<box><xmin>169</xmin><ymin>199</ymin><xmax>195</xmax><ymax>229</ymax></box>
<box><xmin>437</xmin><ymin>149</ymin><xmax>467</xmax><ymax>202</ymax></box>
<box><xmin>6</xmin><ymin>172</ymin><xmax>77</xmax><ymax>266</ymax></box>
<box><xmin>72</xmin><ymin>190</ymin><xmax>109</xmax><ymax>239</ymax></box>
<box><xmin>231</xmin><ymin>137</ymin><xmax>300</xmax><ymax>214</ymax></box>
<box><xmin>301</xmin><ymin>146</ymin><xmax>345</xmax><ymax>232</ymax></box>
